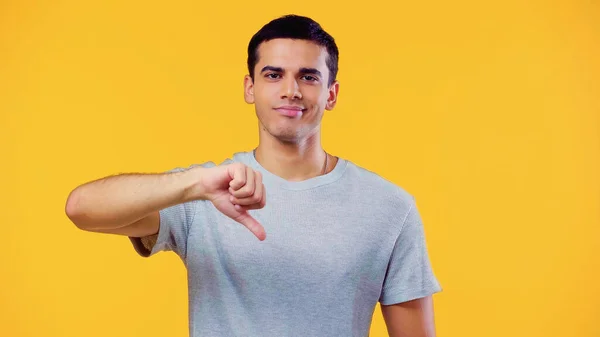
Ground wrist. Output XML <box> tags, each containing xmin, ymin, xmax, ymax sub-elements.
<box><xmin>178</xmin><ymin>167</ymin><xmax>208</xmax><ymax>202</ymax></box>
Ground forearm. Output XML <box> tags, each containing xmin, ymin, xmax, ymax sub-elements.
<box><xmin>65</xmin><ymin>170</ymin><xmax>199</xmax><ymax>230</ymax></box>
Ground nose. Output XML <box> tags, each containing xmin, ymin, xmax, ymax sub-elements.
<box><xmin>280</xmin><ymin>76</ymin><xmax>302</xmax><ymax>100</ymax></box>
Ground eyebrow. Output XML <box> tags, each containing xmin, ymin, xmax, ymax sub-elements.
<box><xmin>260</xmin><ymin>66</ymin><xmax>323</xmax><ymax>78</ymax></box>
<box><xmin>260</xmin><ymin>66</ymin><xmax>283</xmax><ymax>73</ymax></box>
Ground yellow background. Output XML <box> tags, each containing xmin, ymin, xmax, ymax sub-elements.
<box><xmin>1</xmin><ymin>0</ymin><xmax>599</xmax><ymax>336</ymax></box>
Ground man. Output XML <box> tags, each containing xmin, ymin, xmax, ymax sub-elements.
<box><xmin>65</xmin><ymin>14</ymin><xmax>442</xmax><ymax>337</ymax></box>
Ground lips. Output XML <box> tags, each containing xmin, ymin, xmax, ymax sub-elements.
<box><xmin>274</xmin><ymin>106</ymin><xmax>305</xmax><ymax>117</ymax></box>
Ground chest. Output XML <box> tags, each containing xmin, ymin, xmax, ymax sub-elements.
<box><xmin>186</xmin><ymin>198</ymin><xmax>396</xmax><ymax>295</ymax></box>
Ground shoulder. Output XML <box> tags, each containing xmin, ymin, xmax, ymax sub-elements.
<box><xmin>342</xmin><ymin>158</ymin><xmax>416</xmax><ymax>215</ymax></box>
<box><xmin>165</xmin><ymin>150</ymin><xmax>253</xmax><ymax>172</ymax></box>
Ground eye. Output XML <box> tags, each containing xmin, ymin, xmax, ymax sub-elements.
<box><xmin>265</xmin><ymin>73</ymin><xmax>281</xmax><ymax>79</ymax></box>
<box><xmin>302</xmin><ymin>75</ymin><xmax>318</xmax><ymax>82</ymax></box>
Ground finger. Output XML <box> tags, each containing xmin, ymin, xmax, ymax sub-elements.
<box><xmin>230</xmin><ymin>167</ymin><xmax>255</xmax><ymax>198</ymax></box>
<box><xmin>233</xmin><ymin>203</ymin><xmax>263</xmax><ymax>211</ymax></box>
<box><xmin>229</xmin><ymin>164</ymin><xmax>247</xmax><ymax>190</ymax></box>
<box><xmin>232</xmin><ymin>193</ymin><xmax>263</xmax><ymax>208</ymax></box>
<box><xmin>233</xmin><ymin>212</ymin><xmax>266</xmax><ymax>241</ymax></box>
<box><xmin>230</xmin><ymin>179</ymin><xmax>263</xmax><ymax>206</ymax></box>
<box><xmin>258</xmin><ymin>183</ymin><xmax>266</xmax><ymax>207</ymax></box>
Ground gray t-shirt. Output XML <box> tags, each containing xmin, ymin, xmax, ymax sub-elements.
<box><xmin>129</xmin><ymin>150</ymin><xmax>441</xmax><ymax>337</ymax></box>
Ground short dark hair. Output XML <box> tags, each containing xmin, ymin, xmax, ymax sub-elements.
<box><xmin>247</xmin><ymin>14</ymin><xmax>339</xmax><ymax>86</ymax></box>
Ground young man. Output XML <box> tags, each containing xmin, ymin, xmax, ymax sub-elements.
<box><xmin>65</xmin><ymin>14</ymin><xmax>441</xmax><ymax>337</ymax></box>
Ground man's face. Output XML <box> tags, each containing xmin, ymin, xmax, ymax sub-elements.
<box><xmin>244</xmin><ymin>38</ymin><xmax>339</xmax><ymax>143</ymax></box>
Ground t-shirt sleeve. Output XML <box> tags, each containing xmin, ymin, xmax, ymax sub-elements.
<box><xmin>128</xmin><ymin>166</ymin><xmax>202</xmax><ymax>261</ymax></box>
<box><xmin>379</xmin><ymin>196</ymin><xmax>442</xmax><ymax>305</ymax></box>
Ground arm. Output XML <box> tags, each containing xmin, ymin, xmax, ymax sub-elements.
<box><xmin>65</xmin><ymin>162</ymin><xmax>268</xmax><ymax>241</ymax></box>
<box><xmin>379</xmin><ymin>196</ymin><xmax>441</xmax><ymax>336</ymax></box>
<box><xmin>381</xmin><ymin>296</ymin><xmax>436</xmax><ymax>337</ymax></box>
<box><xmin>65</xmin><ymin>169</ymin><xmax>202</xmax><ymax>237</ymax></box>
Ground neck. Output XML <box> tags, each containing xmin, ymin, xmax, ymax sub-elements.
<box><xmin>254</xmin><ymin>130</ymin><xmax>333</xmax><ymax>182</ymax></box>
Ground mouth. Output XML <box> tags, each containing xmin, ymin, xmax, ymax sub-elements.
<box><xmin>274</xmin><ymin>106</ymin><xmax>306</xmax><ymax>117</ymax></box>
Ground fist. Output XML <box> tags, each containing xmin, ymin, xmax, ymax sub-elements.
<box><xmin>192</xmin><ymin>162</ymin><xmax>267</xmax><ymax>241</ymax></box>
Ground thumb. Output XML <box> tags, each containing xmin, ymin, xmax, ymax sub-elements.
<box><xmin>233</xmin><ymin>212</ymin><xmax>266</xmax><ymax>241</ymax></box>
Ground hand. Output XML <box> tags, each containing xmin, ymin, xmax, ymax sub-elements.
<box><xmin>189</xmin><ymin>163</ymin><xmax>266</xmax><ymax>241</ymax></box>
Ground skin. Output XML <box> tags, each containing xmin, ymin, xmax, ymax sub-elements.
<box><xmin>65</xmin><ymin>36</ymin><xmax>436</xmax><ymax>337</ymax></box>
<box><xmin>242</xmin><ymin>38</ymin><xmax>437</xmax><ymax>337</ymax></box>
<box><xmin>243</xmin><ymin>38</ymin><xmax>340</xmax><ymax>181</ymax></box>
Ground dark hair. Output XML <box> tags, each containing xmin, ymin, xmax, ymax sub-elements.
<box><xmin>247</xmin><ymin>14</ymin><xmax>339</xmax><ymax>86</ymax></box>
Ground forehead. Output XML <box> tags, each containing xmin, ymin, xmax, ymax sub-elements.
<box><xmin>255</xmin><ymin>38</ymin><xmax>328</xmax><ymax>70</ymax></box>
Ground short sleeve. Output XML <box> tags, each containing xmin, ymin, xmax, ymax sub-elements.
<box><xmin>128</xmin><ymin>165</ymin><xmax>206</xmax><ymax>261</ymax></box>
<box><xmin>379</xmin><ymin>197</ymin><xmax>442</xmax><ymax>305</ymax></box>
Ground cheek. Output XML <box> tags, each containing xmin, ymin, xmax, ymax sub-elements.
<box><xmin>253</xmin><ymin>92</ymin><xmax>273</xmax><ymax>118</ymax></box>
<box><xmin>251</xmin><ymin>94</ymin><xmax>268</xmax><ymax>111</ymax></box>
<box><xmin>300</xmin><ymin>86</ymin><xmax>323</xmax><ymax>102</ymax></box>
<box><xmin>254</xmin><ymin>85</ymin><xmax>276</xmax><ymax>104</ymax></box>
<box><xmin>320</xmin><ymin>87</ymin><xmax>332</xmax><ymax>102</ymax></box>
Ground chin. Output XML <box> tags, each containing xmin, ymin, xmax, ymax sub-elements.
<box><xmin>274</xmin><ymin>124</ymin><xmax>321</xmax><ymax>143</ymax></box>
<box><xmin>272</xmin><ymin>130</ymin><xmax>302</xmax><ymax>143</ymax></box>
<box><xmin>258</xmin><ymin>115</ymin><xmax>314</xmax><ymax>142</ymax></box>
<box><xmin>259</xmin><ymin>123</ymin><xmax>296</xmax><ymax>142</ymax></box>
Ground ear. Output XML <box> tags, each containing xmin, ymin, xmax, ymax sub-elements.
<box><xmin>244</xmin><ymin>75</ymin><xmax>255</xmax><ymax>104</ymax></box>
<box><xmin>325</xmin><ymin>80</ymin><xmax>340</xmax><ymax>111</ymax></box>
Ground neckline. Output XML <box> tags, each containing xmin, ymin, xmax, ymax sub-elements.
<box><xmin>235</xmin><ymin>150</ymin><xmax>348</xmax><ymax>191</ymax></box>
